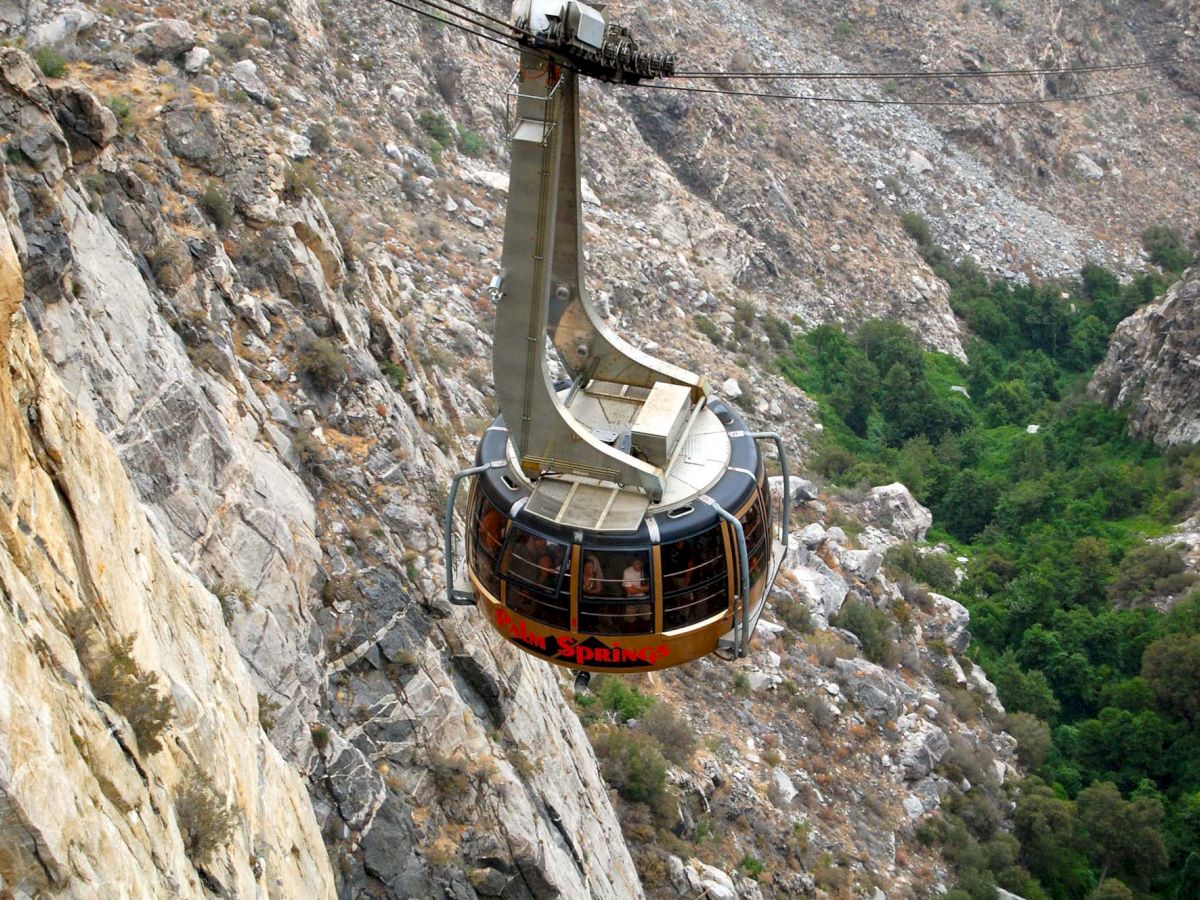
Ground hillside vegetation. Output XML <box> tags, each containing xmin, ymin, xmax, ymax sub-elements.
<box><xmin>779</xmin><ymin>224</ymin><xmax>1200</xmax><ymax>899</ymax></box>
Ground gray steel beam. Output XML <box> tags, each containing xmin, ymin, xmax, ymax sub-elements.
<box><xmin>493</xmin><ymin>52</ymin><xmax>705</xmax><ymax>500</ymax></box>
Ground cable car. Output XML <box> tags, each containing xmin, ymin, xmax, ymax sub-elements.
<box><xmin>443</xmin><ymin>1</ymin><xmax>791</xmax><ymax>673</ymax></box>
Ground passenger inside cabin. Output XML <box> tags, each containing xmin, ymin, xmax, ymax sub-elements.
<box><xmin>582</xmin><ymin>554</ymin><xmax>604</xmax><ymax>595</ymax></box>
<box><xmin>480</xmin><ymin>504</ymin><xmax>506</xmax><ymax>554</ymax></box>
<box><xmin>622</xmin><ymin>556</ymin><xmax>649</xmax><ymax>597</ymax></box>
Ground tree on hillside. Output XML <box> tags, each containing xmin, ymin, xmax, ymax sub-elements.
<box><xmin>1076</xmin><ymin>781</ymin><xmax>1167</xmax><ymax>889</ymax></box>
<box><xmin>1142</xmin><ymin>633</ymin><xmax>1200</xmax><ymax>721</ymax></box>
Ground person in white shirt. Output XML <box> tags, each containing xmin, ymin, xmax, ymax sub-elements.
<box><xmin>622</xmin><ymin>556</ymin><xmax>649</xmax><ymax>596</ymax></box>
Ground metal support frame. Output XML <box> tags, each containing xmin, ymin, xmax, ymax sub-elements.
<box><xmin>492</xmin><ymin>51</ymin><xmax>706</xmax><ymax>501</ymax></box>
<box><xmin>702</xmin><ymin>496</ymin><xmax>751</xmax><ymax>658</ymax></box>
<box><xmin>444</xmin><ymin>462</ymin><xmax>506</xmax><ymax>606</ymax></box>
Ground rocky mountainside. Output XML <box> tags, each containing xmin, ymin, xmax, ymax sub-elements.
<box><xmin>1090</xmin><ymin>265</ymin><xmax>1200</xmax><ymax>446</ymax></box>
<box><xmin>0</xmin><ymin>163</ymin><xmax>332</xmax><ymax>896</ymax></box>
<box><xmin>0</xmin><ymin>0</ymin><xmax>1197</xmax><ymax>896</ymax></box>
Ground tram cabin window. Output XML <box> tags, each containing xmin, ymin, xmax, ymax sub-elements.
<box><xmin>579</xmin><ymin>548</ymin><xmax>653</xmax><ymax>635</ymax></box>
<box><xmin>741</xmin><ymin>492</ymin><xmax>770</xmax><ymax>584</ymax></box>
<box><xmin>500</xmin><ymin>526</ymin><xmax>570</xmax><ymax>628</ymax></box>
<box><xmin>469</xmin><ymin>491</ymin><xmax>508</xmax><ymax>599</ymax></box>
<box><xmin>661</xmin><ymin>526</ymin><xmax>729</xmax><ymax>630</ymax></box>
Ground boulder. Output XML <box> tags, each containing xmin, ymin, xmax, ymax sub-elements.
<box><xmin>229</xmin><ymin>59</ymin><xmax>271</xmax><ymax>104</ymax></box>
<box><xmin>183</xmin><ymin>46</ymin><xmax>210</xmax><ymax>74</ymax></box>
<box><xmin>848</xmin><ymin>483</ymin><xmax>932</xmax><ymax>542</ymax></box>
<box><xmin>906</xmin><ymin>149</ymin><xmax>934</xmax><ymax>175</ymax></box>
<box><xmin>798</xmin><ymin>522</ymin><xmax>826</xmax><ymax>549</ymax></box>
<box><xmin>49</xmin><ymin>82</ymin><xmax>117</xmax><ymax>162</ymax></box>
<box><xmin>834</xmin><ymin>657</ymin><xmax>919</xmax><ymax>723</ymax></box>
<box><xmin>1075</xmin><ymin>152</ymin><xmax>1104</xmax><ymax>180</ymax></box>
<box><xmin>1090</xmin><ymin>269</ymin><xmax>1200</xmax><ymax>446</ymax></box>
<box><xmin>771</xmin><ymin>768</ymin><xmax>798</xmax><ymax>806</ymax></box>
<box><xmin>899</xmin><ymin>722</ymin><xmax>951</xmax><ymax>779</ymax></box>
<box><xmin>927</xmin><ymin>591</ymin><xmax>971</xmax><ymax>653</ymax></box>
<box><xmin>163</xmin><ymin>103</ymin><xmax>225</xmax><ymax>172</ymax></box>
<box><xmin>32</xmin><ymin>6</ymin><xmax>97</xmax><ymax>49</ymax></box>
<box><xmin>788</xmin><ymin>563</ymin><xmax>848</xmax><ymax>622</ymax></box>
<box><xmin>129</xmin><ymin>18</ymin><xmax>196</xmax><ymax>60</ymax></box>
<box><xmin>721</xmin><ymin>377</ymin><xmax>743</xmax><ymax>399</ymax></box>
<box><xmin>791</xmin><ymin>476</ymin><xmax>820</xmax><ymax>502</ymax></box>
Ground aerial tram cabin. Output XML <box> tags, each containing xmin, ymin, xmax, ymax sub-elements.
<box><xmin>444</xmin><ymin>0</ymin><xmax>791</xmax><ymax>674</ymax></box>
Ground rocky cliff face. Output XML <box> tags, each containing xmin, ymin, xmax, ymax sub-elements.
<box><xmin>1090</xmin><ymin>266</ymin><xmax>1200</xmax><ymax>446</ymax></box>
<box><xmin>0</xmin><ymin>164</ymin><xmax>334</xmax><ymax>896</ymax></box>
<box><xmin>0</xmin><ymin>29</ymin><xmax>640</xmax><ymax>899</ymax></box>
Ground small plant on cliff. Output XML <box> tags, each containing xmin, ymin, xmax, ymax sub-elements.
<box><xmin>588</xmin><ymin>725</ymin><xmax>668</xmax><ymax>804</ymax></box>
<box><xmin>198</xmin><ymin>183</ymin><xmax>234</xmax><ymax>230</ymax></box>
<box><xmin>830</xmin><ymin>599</ymin><xmax>899</xmax><ymax>667</ymax></box>
<box><xmin>175</xmin><ymin>775</ymin><xmax>236</xmax><ymax>863</ymax></box>
<box><xmin>284</xmin><ymin>160</ymin><xmax>319</xmax><ymax>198</ymax></box>
<box><xmin>92</xmin><ymin>635</ymin><xmax>175</xmax><ymax>754</ymax></box>
<box><xmin>35</xmin><ymin>46</ymin><xmax>67</xmax><ymax>78</ymax></box>
<box><xmin>738</xmin><ymin>853</ymin><xmax>766</xmax><ymax>880</ymax></box>
<box><xmin>1141</xmin><ymin>223</ymin><xmax>1194</xmax><ymax>274</ymax></box>
<box><xmin>105</xmin><ymin>95</ymin><xmax>133</xmax><ymax>132</ymax></box>
<box><xmin>591</xmin><ymin>674</ymin><xmax>655</xmax><ymax>722</ymax></box>
<box><xmin>639</xmin><ymin>703</ymin><xmax>698</xmax><ymax>765</ymax></box>
<box><xmin>298</xmin><ymin>337</ymin><xmax>348</xmax><ymax>393</ymax></box>
<box><xmin>456</xmin><ymin>125</ymin><xmax>485</xmax><ymax>157</ymax></box>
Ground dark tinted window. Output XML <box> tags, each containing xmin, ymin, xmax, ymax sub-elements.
<box><xmin>661</xmin><ymin>525</ymin><xmax>728</xmax><ymax>629</ymax></box>
<box><xmin>499</xmin><ymin>526</ymin><xmax>570</xmax><ymax>628</ymax></box>
<box><xmin>741</xmin><ymin>489</ymin><xmax>770</xmax><ymax>586</ymax></box>
<box><xmin>579</xmin><ymin>549</ymin><xmax>653</xmax><ymax>635</ymax></box>
<box><xmin>468</xmin><ymin>488</ymin><xmax>507</xmax><ymax>599</ymax></box>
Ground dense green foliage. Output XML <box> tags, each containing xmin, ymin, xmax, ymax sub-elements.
<box><xmin>781</xmin><ymin>225</ymin><xmax>1199</xmax><ymax>897</ymax></box>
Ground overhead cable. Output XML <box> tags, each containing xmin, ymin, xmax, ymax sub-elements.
<box><xmin>380</xmin><ymin>0</ymin><xmax>523</xmax><ymax>49</ymax></box>
<box><xmin>673</xmin><ymin>57</ymin><xmax>1180</xmax><ymax>81</ymax></box>
<box><xmin>623</xmin><ymin>80</ymin><xmax>1156</xmax><ymax>107</ymax></box>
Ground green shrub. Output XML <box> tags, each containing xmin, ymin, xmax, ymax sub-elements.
<box><xmin>1004</xmin><ymin>711</ymin><xmax>1051</xmax><ymax>770</ymax></box>
<box><xmin>175</xmin><ymin>776</ymin><xmax>236</xmax><ymax>863</ymax></box>
<box><xmin>885</xmin><ymin>543</ymin><xmax>957</xmax><ymax>593</ymax></box>
<box><xmin>106</xmin><ymin>95</ymin><xmax>133</xmax><ymax>130</ymax></box>
<box><xmin>763</xmin><ymin>315</ymin><xmax>792</xmax><ymax>351</ymax></box>
<box><xmin>732</xmin><ymin>670</ymin><xmax>751</xmax><ymax>695</ymax></box>
<box><xmin>591</xmin><ymin>674</ymin><xmax>655</xmax><ymax>722</ymax></box>
<box><xmin>456</xmin><ymin>125</ymin><xmax>485</xmax><ymax>157</ymax></box>
<box><xmin>381</xmin><ymin>360</ymin><xmax>406</xmax><ymax>391</ymax></box>
<box><xmin>198</xmin><ymin>183</ymin><xmax>235</xmax><ymax>230</ymax></box>
<box><xmin>695</xmin><ymin>315</ymin><xmax>722</xmax><ymax>346</ymax></box>
<box><xmin>35</xmin><ymin>46</ymin><xmax>67</xmax><ymax>78</ymax></box>
<box><xmin>900</xmin><ymin>211</ymin><xmax>934</xmax><ymax>247</ymax></box>
<box><xmin>310</xmin><ymin>723</ymin><xmax>331</xmax><ymax>749</ymax></box>
<box><xmin>639</xmin><ymin>703</ymin><xmax>697</xmax><ymax>765</ymax></box>
<box><xmin>1141</xmin><ymin>224</ymin><xmax>1193</xmax><ymax>273</ymax></box>
<box><xmin>257</xmin><ymin>693</ymin><xmax>282</xmax><ymax>733</ymax></box>
<box><xmin>417</xmin><ymin>110</ymin><xmax>453</xmax><ymax>146</ymax></box>
<box><xmin>92</xmin><ymin>635</ymin><xmax>175</xmax><ymax>754</ymax></box>
<box><xmin>588</xmin><ymin>726</ymin><xmax>668</xmax><ymax>803</ymax></box>
<box><xmin>284</xmin><ymin>160</ymin><xmax>319</xmax><ymax>198</ymax></box>
<box><xmin>429</xmin><ymin>751</ymin><xmax>471</xmax><ymax>795</ymax></box>
<box><xmin>773</xmin><ymin>595</ymin><xmax>814</xmax><ymax>634</ymax></box>
<box><xmin>830</xmin><ymin>599</ymin><xmax>899</xmax><ymax>666</ymax></box>
<box><xmin>307</xmin><ymin>121</ymin><xmax>332</xmax><ymax>153</ymax></box>
<box><xmin>739</xmin><ymin>854</ymin><xmax>765</xmax><ymax>879</ymax></box>
<box><xmin>1108</xmin><ymin>543</ymin><xmax>1193</xmax><ymax>604</ymax></box>
<box><xmin>298</xmin><ymin>338</ymin><xmax>348</xmax><ymax>393</ymax></box>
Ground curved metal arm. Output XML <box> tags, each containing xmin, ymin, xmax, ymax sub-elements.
<box><xmin>749</xmin><ymin>431</ymin><xmax>790</xmax><ymax>558</ymax></box>
<box><xmin>703</xmin><ymin>496</ymin><xmax>751</xmax><ymax>658</ymax></box>
<box><xmin>443</xmin><ymin>462</ymin><xmax>505</xmax><ymax>607</ymax></box>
